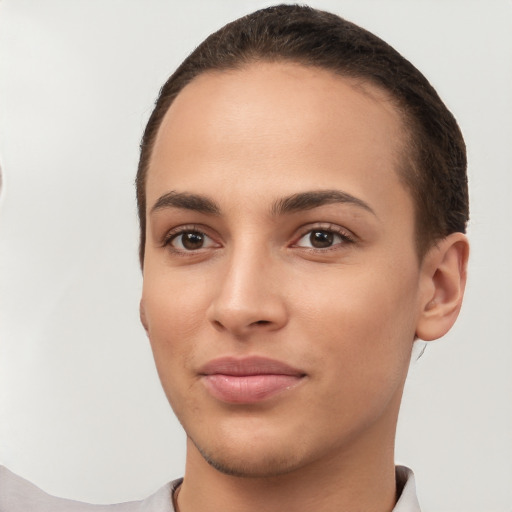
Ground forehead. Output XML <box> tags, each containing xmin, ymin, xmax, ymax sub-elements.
<box><xmin>147</xmin><ymin>62</ymin><xmax>410</xmax><ymax>219</ymax></box>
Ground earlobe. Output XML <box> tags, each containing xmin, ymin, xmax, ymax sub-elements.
<box><xmin>415</xmin><ymin>233</ymin><xmax>469</xmax><ymax>341</ymax></box>
<box><xmin>139</xmin><ymin>299</ymin><xmax>149</xmax><ymax>335</ymax></box>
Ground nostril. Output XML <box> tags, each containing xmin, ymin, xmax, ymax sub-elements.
<box><xmin>253</xmin><ymin>320</ymin><xmax>271</xmax><ymax>326</ymax></box>
<box><xmin>213</xmin><ymin>320</ymin><xmax>224</xmax><ymax>330</ymax></box>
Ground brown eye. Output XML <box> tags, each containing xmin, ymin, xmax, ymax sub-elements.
<box><xmin>181</xmin><ymin>232</ymin><xmax>204</xmax><ymax>250</ymax></box>
<box><xmin>169</xmin><ymin>231</ymin><xmax>215</xmax><ymax>251</ymax></box>
<box><xmin>295</xmin><ymin>228</ymin><xmax>352</xmax><ymax>249</ymax></box>
<box><xmin>309</xmin><ymin>230</ymin><xmax>334</xmax><ymax>248</ymax></box>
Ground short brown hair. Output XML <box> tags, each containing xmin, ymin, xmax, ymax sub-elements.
<box><xmin>136</xmin><ymin>4</ymin><xmax>468</xmax><ymax>266</ymax></box>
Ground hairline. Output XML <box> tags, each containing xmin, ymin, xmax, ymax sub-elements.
<box><xmin>138</xmin><ymin>58</ymin><xmax>432</xmax><ymax>266</ymax></box>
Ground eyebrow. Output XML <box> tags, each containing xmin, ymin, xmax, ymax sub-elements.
<box><xmin>271</xmin><ymin>190</ymin><xmax>376</xmax><ymax>216</ymax></box>
<box><xmin>150</xmin><ymin>189</ymin><xmax>375</xmax><ymax>217</ymax></box>
<box><xmin>151</xmin><ymin>191</ymin><xmax>221</xmax><ymax>215</ymax></box>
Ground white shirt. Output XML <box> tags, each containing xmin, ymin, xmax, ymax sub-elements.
<box><xmin>0</xmin><ymin>465</ymin><xmax>421</xmax><ymax>511</ymax></box>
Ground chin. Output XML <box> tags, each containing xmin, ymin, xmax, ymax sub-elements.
<box><xmin>189</xmin><ymin>433</ymin><xmax>306</xmax><ymax>478</ymax></box>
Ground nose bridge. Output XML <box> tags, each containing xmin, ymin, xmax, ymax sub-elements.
<box><xmin>208</xmin><ymin>235</ymin><xmax>287</xmax><ymax>335</ymax></box>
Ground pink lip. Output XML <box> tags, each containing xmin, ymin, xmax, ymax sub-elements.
<box><xmin>199</xmin><ymin>357</ymin><xmax>306</xmax><ymax>404</ymax></box>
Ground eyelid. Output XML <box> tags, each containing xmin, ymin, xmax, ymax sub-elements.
<box><xmin>290</xmin><ymin>223</ymin><xmax>356</xmax><ymax>248</ymax></box>
<box><xmin>161</xmin><ymin>224</ymin><xmax>222</xmax><ymax>250</ymax></box>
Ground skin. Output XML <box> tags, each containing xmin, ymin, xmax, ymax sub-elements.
<box><xmin>140</xmin><ymin>62</ymin><xmax>468</xmax><ymax>512</ymax></box>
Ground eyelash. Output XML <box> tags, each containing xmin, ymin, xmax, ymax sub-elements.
<box><xmin>292</xmin><ymin>223</ymin><xmax>356</xmax><ymax>251</ymax></box>
<box><xmin>162</xmin><ymin>223</ymin><xmax>356</xmax><ymax>254</ymax></box>
<box><xmin>162</xmin><ymin>225</ymin><xmax>219</xmax><ymax>255</ymax></box>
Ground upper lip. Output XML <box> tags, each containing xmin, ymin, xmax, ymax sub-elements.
<box><xmin>199</xmin><ymin>356</ymin><xmax>305</xmax><ymax>377</ymax></box>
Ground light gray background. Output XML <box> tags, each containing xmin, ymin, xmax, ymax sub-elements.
<box><xmin>0</xmin><ymin>1</ymin><xmax>511</xmax><ymax>511</ymax></box>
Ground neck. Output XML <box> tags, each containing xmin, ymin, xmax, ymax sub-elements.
<box><xmin>176</xmin><ymin>410</ymin><xmax>400</xmax><ymax>512</ymax></box>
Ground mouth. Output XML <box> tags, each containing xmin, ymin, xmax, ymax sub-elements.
<box><xmin>199</xmin><ymin>356</ymin><xmax>306</xmax><ymax>404</ymax></box>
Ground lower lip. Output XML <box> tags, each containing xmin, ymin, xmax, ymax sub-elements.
<box><xmin>202</xmin><ymin>374</ymin><xmax>303</xmax><ymax>404</ymax></box>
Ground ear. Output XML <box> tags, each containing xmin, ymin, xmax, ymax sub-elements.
<box><xmin>139</xmin><ymin>299</ymin><xmax>149</xmax><ymax>336</ymax></box>
<box><xmin>415</xmin><ymin>233</ymin><xmax>469</xmax><ymax>341</ymax></box>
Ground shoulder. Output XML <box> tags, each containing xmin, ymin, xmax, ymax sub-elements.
<box><xmin>0</xmin><ymin>466</ymin><xmax>178</xmax><ymax>512</ymax></box>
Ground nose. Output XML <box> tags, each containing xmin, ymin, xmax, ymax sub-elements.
<box><xmin>206</xmin><ymin>244</ymin><xmax>288</xmax><ymax>337</ymax></box>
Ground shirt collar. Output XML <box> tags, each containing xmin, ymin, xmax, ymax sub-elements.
<box><xmin>164</xmin><ymin>466</ymin><xmax>421</xmax><ymax>512</ymax></box>
<box><xmin>393</xmin><ymin>465</ymin><xmax>421</xmax><ymax>512</ymax></box>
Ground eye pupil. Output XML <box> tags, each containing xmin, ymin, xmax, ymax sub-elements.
<box><xmin>310</xmin><ymin>230</ymin><xmax>334</xmax><ymax>248</ymax></box>
<box><xmin>182</xmin><ymin>232</ymin><xmax>204</xmax><ymax>250</ymax></box>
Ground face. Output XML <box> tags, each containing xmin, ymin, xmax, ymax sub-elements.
<box><xmin>141</xmin><ymin>62</ymin><xmax>426</xmax><ymax>477</ymax></box>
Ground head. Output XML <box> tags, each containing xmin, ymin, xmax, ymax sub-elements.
<box><xmin>137</xmin><ymin>5</ymin><xmax>469</xmax><ymax>479</ymax></box>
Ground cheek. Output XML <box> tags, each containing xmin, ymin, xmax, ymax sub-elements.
<box><xmin>141</xmin><ymin>270</ymin><xmax>211</xmax><ymax>377</ymax></box>
<box><xmin>296</xmin><ymin>268</ymin><xmax>419</xmax><ymax>432</ymax></box>
<box><xmin>295</xmin><ymin>264</ymin><xmax>420</xmax><ymax>376</ymax></box>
